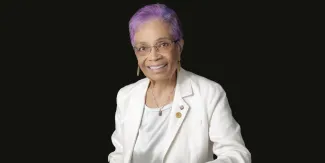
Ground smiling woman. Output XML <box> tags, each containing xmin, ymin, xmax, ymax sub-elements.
<box><xmin>133</xmin><ymin>21</ymin><xmax>182</xmax><ymax>84</ymax></box>
<box><xmin>108</xmin><ymin>3</ymin><xmax>251</xmax><ymax>163</ymax></box>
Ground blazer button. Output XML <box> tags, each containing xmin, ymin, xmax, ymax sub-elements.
<box><xmin>180</xmin><ymin>105</ymin><xmax>184</xmax><ymax>110</ymax></box>
<box><xmin>176</xmin><ymin>112</ymin><xmax>182</xmax><ymax>118</ymax></box>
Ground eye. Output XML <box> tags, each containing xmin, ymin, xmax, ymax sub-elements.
<box><xmin>135</xmin><ymin>46</ymin><xmax>148</xmax><ymax>52</ymax></box>
<box><xmin>159</xmin><ymin>42</ymin><xmax>170</xmax><ymax>47</ymax></box>
<box><xmin>158</xmin><ymin>42</ymin><xmax>169</xmax><ymax>47</ymax></box>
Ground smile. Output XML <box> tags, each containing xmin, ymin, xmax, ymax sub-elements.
<box><xmin>148</xmin><ymin>64</ymin><xmax>167</xmax><ymax>70</ymax></box>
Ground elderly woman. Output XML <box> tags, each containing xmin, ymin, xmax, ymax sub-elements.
<box><xmin>108</xmin><ymin>3</ymin><xmax>251</xmax><ymax>163</ymax></box>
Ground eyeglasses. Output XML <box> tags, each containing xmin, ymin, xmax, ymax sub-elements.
<box><xmin>133</xmin><ymin>39</ymin><xmax>179</xmax><ymax>56</ymax></box>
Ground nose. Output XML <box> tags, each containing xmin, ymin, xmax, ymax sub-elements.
<box><xmin>148</xmin><ymin>46</ymin><xmax>161</xmax><ymax>61</ymax></box>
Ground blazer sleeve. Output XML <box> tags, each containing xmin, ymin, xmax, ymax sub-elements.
<box><xmin>206</xmin><ymin>84</ymin><xmax>251</xmax><ymax>163</ymax></box>
<box><xmin>108</xmin><ymin>90</ymin><xmax>124</xmax><ymax>163</ymax></box>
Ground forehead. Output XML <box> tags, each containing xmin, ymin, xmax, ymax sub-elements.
<box><xmin>134</xmin><ymin>19</ymin><xmax>172</xmax><ymax>44</ymax></box>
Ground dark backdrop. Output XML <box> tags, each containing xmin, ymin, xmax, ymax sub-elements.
<box><xmin>2</xmin><ymin>0</ymin><xmax>294</xmax><ymax>162</ymax></box>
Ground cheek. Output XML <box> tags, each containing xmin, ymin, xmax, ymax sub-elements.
<box><xmin>136</xmin><ymin>57</ymin><xmax>145</xmax><ymax>67</ymax></box>
<box><xmin>168</xmin><ymin>51</ymin><xmax>180</xmax><ymax>64</ymax></box>
<box><xmin>172</xmin><ymin>48</ymin><xmax>180</xmax><ymax>59</ymax></box>
<box><xmin>136</xmin><ymin>55</ymin><xmax>144</xmax><ymax>62</ymax></box>
<box><xmin>137</xmin><ymin>57</ymin><xmax>150</xmax><ymax>71</ymax></box>
<box><xmin>167</xmin><ymin>57</ymin><xmax>178</xmax><ymax>69</ymax></box>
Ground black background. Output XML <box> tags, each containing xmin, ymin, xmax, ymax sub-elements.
<box><xmin>2</xmin><ymin>0</ymin><xmax>309</xmax><ymax>162</ymax></box>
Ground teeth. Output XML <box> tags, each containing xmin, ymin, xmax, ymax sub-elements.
<box><xmin>149</xmin><ymin>64</ymin><xmax>166</xmax><ymax>70</ymax></box>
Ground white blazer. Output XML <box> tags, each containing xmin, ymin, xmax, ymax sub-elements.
<box><xmin>108</xmin><ymin>68</ymin><xmax>251</xmax><ymax>163</ymax></box>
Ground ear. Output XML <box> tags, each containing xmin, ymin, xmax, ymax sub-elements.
<box><xmin>178</xmin><ymin>39</ymin><xmax>184</xmax><ymax>53</ymax></box>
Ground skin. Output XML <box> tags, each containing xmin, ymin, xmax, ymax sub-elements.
<box><xmin>133</xmin><ymin>18</ymin><xmax>184</xmax><ymax>108</ymax></box>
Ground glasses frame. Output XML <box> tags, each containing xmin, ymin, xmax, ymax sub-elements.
<box><xmin>133</xmin><ymin>39</ymin><xmax>180</xmax><ymax>56</ymax></box>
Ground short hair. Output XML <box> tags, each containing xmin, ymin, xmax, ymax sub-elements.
<box><xmin>128</xmin><ymin>3</ymin><xmax>183</xmax><ymax>45</ymax></box>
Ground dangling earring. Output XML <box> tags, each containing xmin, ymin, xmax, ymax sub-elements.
<box><xmin>177</xmin><ymin>61</ymin><xmax>181</xmax><ymax>72</ymax></box>
<box><xmin>137</xmin><ymin>66</ymin><xmax>140</xmax><ymax>76</ymax></box>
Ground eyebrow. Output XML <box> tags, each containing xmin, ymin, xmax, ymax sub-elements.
<box><xmin>135</xmin><ymin>37</ymin><xmax>172</xmax><ymax>45</ymax></box>
<box><xmin>156</xmin><ymin>37</ymin><xmax>171</xmax><ymax>41</ymax></box>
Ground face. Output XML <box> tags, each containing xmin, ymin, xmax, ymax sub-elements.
<box><xmin>133</xmin><ymin>19</ymin><xmax>183</xmax><ymax>81</ymax></box>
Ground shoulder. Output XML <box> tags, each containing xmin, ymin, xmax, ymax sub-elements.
<box><xmin>185</xmin><ymin>70</ymin><xmax>226</xmax><ymax>96</ymax></box>
<box><xmin>185</xmin><ymin>70</ymin><xmax>230</xmax><ymax>117</ymax></box>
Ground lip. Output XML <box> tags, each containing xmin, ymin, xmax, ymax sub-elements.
<box><xmin>147</xmin><ymin>63</ymin><xmax>167</xmax><ymax>67</ymax></box>
<box><xmin>147</xmin><ymin>64</ymin><xmax>167</xmax><ymax>70</ymax></box>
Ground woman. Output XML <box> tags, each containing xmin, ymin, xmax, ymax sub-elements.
<box><xmin>108</xmin><ymin>3</ymin><xmax>251</xmax><ymax>163</ymax></box>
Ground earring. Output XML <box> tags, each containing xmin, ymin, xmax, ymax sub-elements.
<box><xmin>177</xmin><ymin>61</ymin><xmax>181</xmax><ymax>72</ymax></box>
<box><xmin>137</xmin><ymin>66</ymin><xmax>140</xmax><ymax>76</ymax></box>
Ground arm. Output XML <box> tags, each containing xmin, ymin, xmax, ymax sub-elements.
<box><xmin>206</xmin><ymin>85</ymin><xmax>251</xmax><ymax>163</ymax></box>
<box><xmin>108</xmin><ymin>92</ymin><xmax>124</xmax><ymax>163</ymax></box>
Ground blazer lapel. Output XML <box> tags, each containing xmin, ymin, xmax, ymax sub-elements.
<box><xmin>162</xmin><ymin>68</ymin><xmax>193</xmax><ymax>162</ymax></box>
<box><xmin>123</xmin><ymin>79</ymin><xmax>150</xmax><ymax>163</ymax></box>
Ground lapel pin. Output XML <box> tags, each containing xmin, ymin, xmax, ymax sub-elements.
<box><xmin>176</xmin><ymin>112</ymin><xmax>182</xmax><ymax>118</ymax></box>
<box><xmin>180</xmin><ymin>105</ymin><xmax>184</xmax><ymax>110</ymax></box>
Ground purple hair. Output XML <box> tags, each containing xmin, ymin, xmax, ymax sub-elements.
<box><xmin>129</xmin><ymin>3</ymin><xmax>183</xmax><ymax>45</ymax></box>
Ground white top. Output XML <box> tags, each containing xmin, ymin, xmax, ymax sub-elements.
<box><xmin>131</xmin><ymin>103</ymin><xmax>173</xmax><ymax>163</ymax></box>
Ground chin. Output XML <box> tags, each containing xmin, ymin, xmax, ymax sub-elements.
<box><xmin>146</xmin><ymin>73</ymin><xmax>170</xmax><ymax>81</ymax></box>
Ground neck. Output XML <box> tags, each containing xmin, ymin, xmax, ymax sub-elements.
<box><xmin>150</xmin><ymin>72</ymin><xmax>177</xmax><ymax>94</ymax></box>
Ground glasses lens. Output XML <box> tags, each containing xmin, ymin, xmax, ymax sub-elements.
<box><xmin>133</xmin><ymin>39</ymin><xmax>175</xmax><ymax>55</ymax></box>
<box><xmin>134</xmin><ymin>46</ymin><xmax>150</xmax><ymax>55</ymax></box>
<box><xmin>156</xmin><ymin>40</ymin><xmax>173</xmax><ymax>53</ymax></box>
